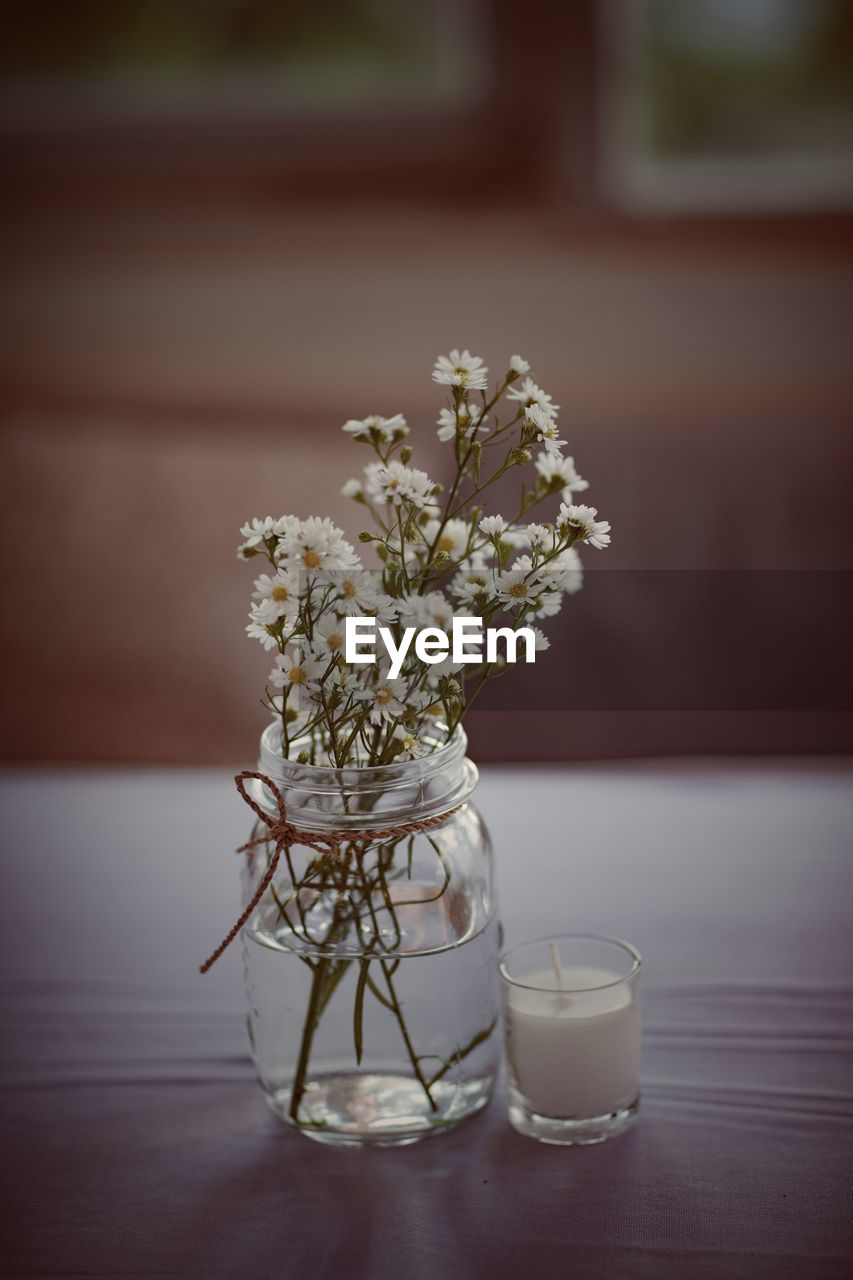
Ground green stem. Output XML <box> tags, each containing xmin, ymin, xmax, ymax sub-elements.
<box><xmin>289</xmin><ymin>955</ymin><xmax>330</xmax><ymax>1123</ymax></box>
<box><xmin>379</xmin><ymin>956</ymin><xmax>438</xmax><ymax>1112</ymax></box>
<box><xmin>287</xmin><ymin>830</ymin><xmax>450</xmax><ymax>1123</ymax></box>
<box><xmin>287</xmin><ymin>855</ymin><xmax>354</xmax><ymax>1124</ymax></box>
<box><xmin>426</xmin><ymin>1016</ymin><xmax>498</xmax><ymax>1087</ymax></box>
<box><xmin>353</xmin><ymin>958</ymin><xmax>370</xmax><ymax>1064</ymax></box>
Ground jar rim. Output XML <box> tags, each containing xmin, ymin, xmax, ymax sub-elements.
<box><xmin>259</xmin><ymin>719</ymin><xmax>465</xmax><ymax>779</ymax></box>
<box><xmin>252</xmin><ymin>721</ymin><xmax>478</xmax><ymax>831</ymax></box>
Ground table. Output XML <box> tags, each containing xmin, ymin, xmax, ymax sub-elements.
<box><xmin>2</xmin><ymin>762</ymin><xmax>852</xmax><ymax>1278</ymax></box>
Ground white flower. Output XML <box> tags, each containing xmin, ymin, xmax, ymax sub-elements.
<box><xmin>450</xmin><ymin>566</ymin><xmax>490</xmax><ymax>603</ymax></box>
<box><xmin>398</xmin><ymin>590</ymin><xmax>454</xmax><ymax>631</ymax></box>
<box><xmin>558</xmin><ymin>503</ymin><xmax>611</xmax><ymax>550</ymax></box>
<box><xmin>246</xmin><ymin>599</ymin><xmax>284</xmax><ymax>650</ymax></box>
<box><xmin>432</xmin><ymin>349</ymin><xmax>488</xmax><ymax>391</ymax></box>
<box><xmin>423</xmin><ymin>653</ymin><xmax>465</xmax><ymax>682</ymax></box>
<box><xmin>267</xmin><ymin>694</ymin><xmax>309</xmax><ymax>729</ymax></box>
<box><xmin>424</xmin><ymin>591</ymin><xmax>454</xmax><ymax>630</ymax></box>
<box><xmin>313</xmin><ymin>612</ymin><xmax>348</xmax><ymax>653</ymax></box>
<box><xmin>436</xmin><ymin>408</ymin><xmax>458</xmax><ymax>442</ymax></box>
<box><xmin>530</xmin><ymin>627</ymin><xmax>550</xmax><ymax>651</ymax></box>
<box><xmin>421</xmin><ymin>696</ymin><xmax>446</xmax><ymax>718</ymax></box>
<box><xmin>507</xmin><ymin>377</ymin><xmax>561</xmax><ymax>417</ymax></box>
<box><xmin>246</xmin><ymin>622</ymin><xmax>278</xmax><ymax>651</ymax></box>
<box><xmin>546</xmin><ymin>546</ymin><xmax>584</xmax><ymax>595</ymax></box>
<box><xmin>531</xmin><ymin>590</ymin><xmax>563</xmax><ymax>619</ymax></box>
<box><xmin>239</xmin><ymin>516</ymin><xmax>294</xmax><ymax>548</ymax></box>
<box><xmin>342</xmin><ymin>413</ymin><xmax>408</xmax><ymax>442</ymax></box>
<box><xmin>374</xmin><ymin>461</ymin><xmax>435</xmax><ymax>509</ymax></box>
<box><xmin>278</xmin><ymin>517</ymin><xmax>361</xmax><ymax>573</ymax></box>
<box><xmin>422</xmin><ymin>518</ymin><xmax>470</xmax><ymax>561</ymax></box>
<box><xmin>522</xmin><ymin>523</ymin><xmax>551</xmax><ymax>551</ymax></box>
<box><xmin>393</xmin><ymin>725</ymin><xmax>429</xmax><ymax>760</ymax></box>
<box><xmin>357</xmin><ymin>673</ymin><xmax>408</xmax><ymax>725</ymax></box>
<box><xmin>341</xmin><ymin>478</ymin><xmax>362</xmax><ymax>499</ymax></box>
<box><xmin>327</xmin><ymin>664</ymin><xmax>359</xmax><ymax>697</ymax></box>
<box><xmin>236</xmin><ymin>542</ymin><xmax>255</xmax><ymax>560</ymax></box>
<box><xmin>505</xmin><ymin>562</ymin><xmax>563</xmax><ymax>617</ymax></box>
<box><xmin>509</xmin><ymin>554</ymin><xmax>535</xmax><ymax>574</ymax></box>
<box><xmin>407</xmin><ymin>686</ymin><xmax>442</xmax><ymax>712</ymax></box>
<box><xmin>268</xmin><ymin>646</ymin><xmax>326</xmax><ymax>692</ymax></box>
<box><xmin>362</xmin><ymin>461</ymin><xmax>386</xmax><ymax>502</ymax></box>
<box><xmin>525</xmin><ymin>405</ymin><xmax>566</xmax><ymax>456</ymax></box>
<box><xmin>435</xmin><ymin>402</ymin><xmax>485</xmax><ymax>442</ymax></box>
<box><xmin>534</xmin><ymin>451</ymin><xmax>587</xmax><ymax>491</ymax></box>
<box><xmin>560</xmin><ymin>457</ymin><xmax>589</xmax><ymax>498</ymax></box>
<box><xmin>252</xmin><ymin>570</ymin><xmax>300</xmax><ymax>617</ymax></box>
<box><xmin>479</xmin><ymin>514</ymin><xmax>507</xmax><ymax>538</ymax></box>
<box><xmin>509</xmin><ymin>354</ymin><xmax>530</xmax><ymax>375</ymax></box>
<box><xmin>500</xmin><ymin>527</ymin><xmax>529</xmax><ymax>549</ymax></box>
<box><xmin>328</xmin><ymin>570</ymin><xmax>394</xmax><ymax>617</ymax></box>
<box><xmin>493</xmin><ymin>568</ymin><xmax>543</xmax><ymax>607</ymax></box>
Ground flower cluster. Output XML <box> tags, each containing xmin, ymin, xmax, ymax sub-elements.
<box><xmin>238</xmin><ymin>350</ymin><xmax>610</xmax><ymax>765</ymax></box>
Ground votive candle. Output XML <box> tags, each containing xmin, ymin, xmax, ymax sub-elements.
<box><xmin>500</xmin><ymin>933</ymin><xmax>641</xmax><ymax>1145</ymax></box>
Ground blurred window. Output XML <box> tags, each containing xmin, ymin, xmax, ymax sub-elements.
<box><xmin>0</xmin><ymin>0</ymin><xmax>489</xmax><ymax>121</ymax></box>
<box><xmin>602</xmin><ymin>0</ymin><xmax>853</xmax><ymax>211</ymax></box>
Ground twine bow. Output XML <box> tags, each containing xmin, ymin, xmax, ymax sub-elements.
<box><xmin>200</xmin><ymin>770</ymin><xmax>459</xmax><ymax>974</ymax></box>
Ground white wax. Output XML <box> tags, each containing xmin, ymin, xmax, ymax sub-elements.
<box><xmin>506</xmin><ymin>966</ymin><xmax>640</xmax><ymax>1119</ymax></box>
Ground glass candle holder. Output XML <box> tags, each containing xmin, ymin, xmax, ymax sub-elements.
<box><xmin>499</xmin><ymin>933</ymin><xmax>641</xmax><ymax>1145</ymax></box>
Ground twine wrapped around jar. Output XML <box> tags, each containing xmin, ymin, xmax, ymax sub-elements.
<box><xmin>200</xmin><ymin>770</ymin><xmax>460</xmax><ymax>974</ymax></box>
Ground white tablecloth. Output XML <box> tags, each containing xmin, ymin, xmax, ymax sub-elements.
<box><xmin>1</xmin><ymin>761</ymin><xmax>852</xmax><ymax>1278</ymax></box>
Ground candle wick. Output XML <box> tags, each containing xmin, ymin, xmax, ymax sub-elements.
<box><xmin>549</xmin><ymin>941</ymin><xmax>565</xmax><ymax>992</ymax></box>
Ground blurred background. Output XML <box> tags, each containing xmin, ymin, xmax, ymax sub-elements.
<box><xmin>1</xmin><ymin>0</ymin><xmax>851</xmax><ymax>764</ymax></box>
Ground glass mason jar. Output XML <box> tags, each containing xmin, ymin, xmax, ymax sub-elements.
<box><xmin>240</xmin><ymin>721</ymin><xmax>501</xmax><ymax>1147</ymax></box>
